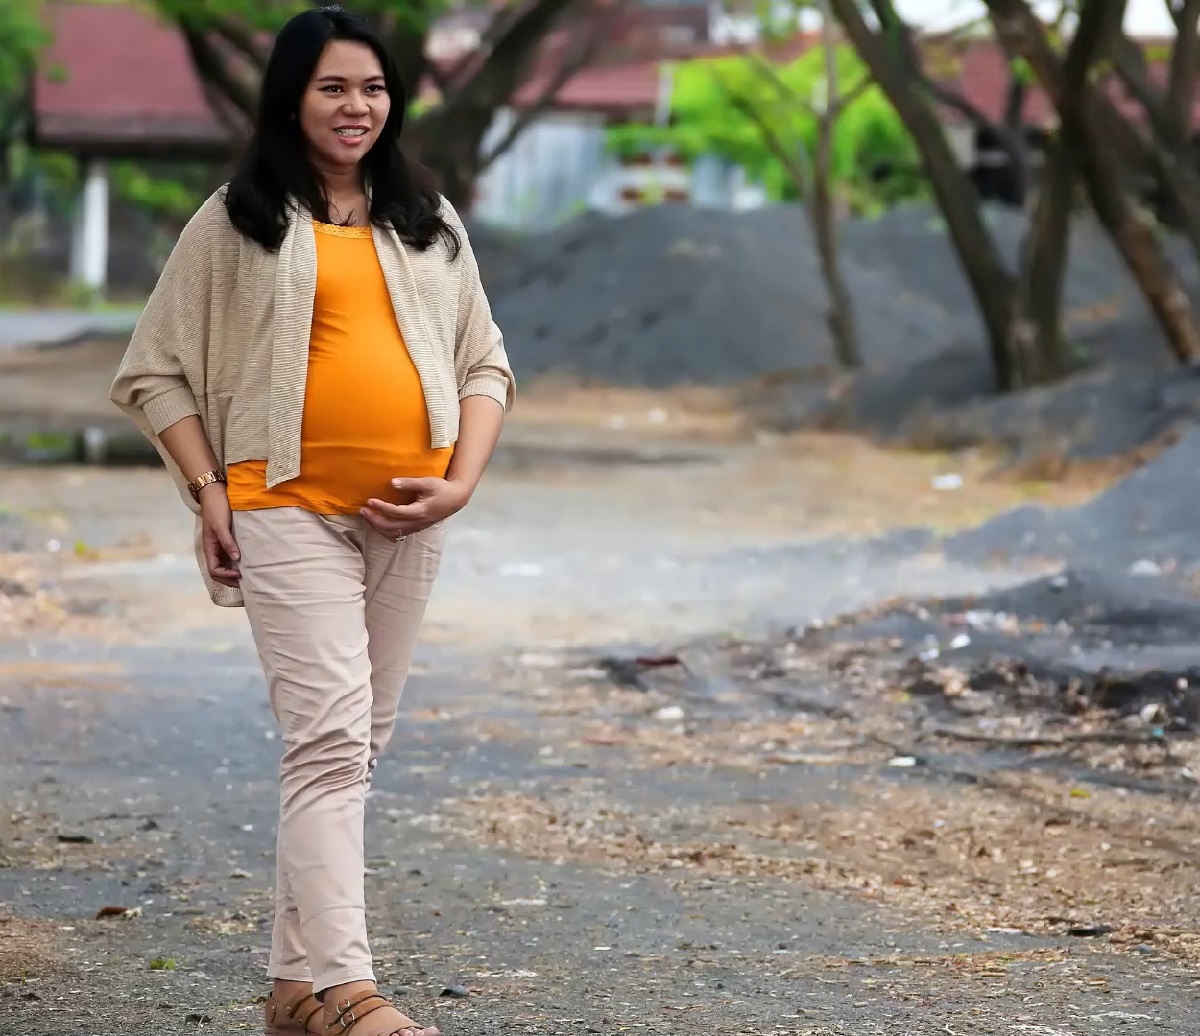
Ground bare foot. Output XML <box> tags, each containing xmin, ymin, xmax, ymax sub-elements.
<box><xmin>321</xmin><ymin>981</ymin><xmax>439</xmax><ymax>1036</ymax></box>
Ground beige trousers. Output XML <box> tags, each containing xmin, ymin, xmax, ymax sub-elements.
<box><xmin>234</xmin><ymin>508</ymin><xmax>444</xmax><ymax>994</ymax></box>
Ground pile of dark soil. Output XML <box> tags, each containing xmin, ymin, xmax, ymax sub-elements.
<box><xmin>837</xmin><ymin>203</ymin><xmax>1195</xmax><ymax>328</ymax></box>
<box><xmin>759</xmin><ymin>338</ymin><xmax>1200</xmax><ymax>464</ymax></box>
<box><xmin>944</xmin><ymin>423</ymin><xmax>1200</xmax><ymax>572</ymax></box>
<box><xmin>484</xmin><ymin>197</ymin><xmax>1200</xmax><ymax>460</ymax></box>
<box><xmin>489</xmin><ymin>203</ymin><xmax>965</xmax><ymax>387</ymax></box>
<box><xmin>754</xmin><ymin>205</ymin><xmax>1200</xmax><ymax>461</ymax></box>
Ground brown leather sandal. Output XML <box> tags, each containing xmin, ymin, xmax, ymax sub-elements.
<box><xmin>264</xmin><ymin>990</ymin><xmax>325</xmax><ymax>1034</ymax></box>
<box><xmin>325</xmin><ymin>992</ymin><xmax>440</xmax><ymax>1035</ymax></box>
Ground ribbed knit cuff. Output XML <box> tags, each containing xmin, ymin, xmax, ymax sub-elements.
<box><xmin>459</xmin><ymin>371</ymin><xmax>513</xmax><ymax>411</ymax></box>
<box><xmin>142</xmin><ymin>385</ymin><xmax>201</xmax><ymax>435</ymax></box>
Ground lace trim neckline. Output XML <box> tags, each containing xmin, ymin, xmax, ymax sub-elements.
<box><xmin>313</xmin><ymin>222</ymin><xmax>373</xmax><ymax>239</ymax></box>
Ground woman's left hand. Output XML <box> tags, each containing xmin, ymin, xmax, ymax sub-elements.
<box><xmin>361</xmin><ymin>477</ymin><xmax>471</xmax><ymax>540</ymax></box>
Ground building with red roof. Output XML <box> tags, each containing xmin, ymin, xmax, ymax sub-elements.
<box><xmin>31</xmin><ymin>2</ymin><xmax>232</xmax><ymax>157</ymax></box>
<box><xmin>21</xmin><ymin>3</ymin><xmax>1200</xmax><ymax>284</ymax></box>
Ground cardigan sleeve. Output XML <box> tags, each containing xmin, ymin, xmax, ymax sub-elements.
<box><xmin>442</xmin><ymin>200</ymin><xmax>515</xmax><ymax>410</ymax></box>
<box><xmin>110</xmin><ymin>192</ymin><xmax>227</xmax><ymax>435</ymax></box>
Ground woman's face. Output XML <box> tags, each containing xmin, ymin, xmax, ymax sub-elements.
<box><xmin>299</xmin><ymin>39</ymin><xmax>391</xmax><ymax>175</ymax></box>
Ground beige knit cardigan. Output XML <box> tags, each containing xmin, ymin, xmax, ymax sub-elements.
<box><xmin>110</xmin><ymin>188</ymin><xmax>515</xmax><ymax>608</ymax></box>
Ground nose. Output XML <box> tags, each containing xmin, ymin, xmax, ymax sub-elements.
<box><xmin>342</xmin><ymin>91</ymin><xmax>370</xmax><ymax>115</ymax></box>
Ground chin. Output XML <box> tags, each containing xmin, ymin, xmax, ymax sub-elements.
<box><xmin>323</xmin><ymin>150</ymin><xmax>364</xmax><ymax>170</ymax></box>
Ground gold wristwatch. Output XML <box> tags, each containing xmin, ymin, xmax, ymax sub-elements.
<box><xmin>187</xmin><ymin>469</ymin><xmax>227</xmax><ymax>500</ymax></box>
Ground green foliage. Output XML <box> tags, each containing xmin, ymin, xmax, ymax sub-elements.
<box><xmin>0</xmin><ymin>0</ymin><xmax>50</xmax><ymax>138</ymax></box>
<box><xmin>607</xmin><ymin>49</ymin><xmax>923</xmax><ymax>211</ymax></box>
<box><xmin>0</xmin><ymin>0</ymin><xmax>48</xmax><ymax>98</ymax></box>
<box><xmin>111</xmin><ymin>162</ymin><xmax>206</xmax><ymax>222</ymax></box>
<box><xmin>1010</xmin><ymin>57</ymin><xmax>1035</xmax><ymax>86</ymax></box>
<box><xmin>150</xmin><ymin>0</ymin><xmax>452</xmax><ymax>34</ymax></box>
<box><xmin>151</xmin><ymin>0</ymin><xmax>308</xmax><ymax>32</ymax></box>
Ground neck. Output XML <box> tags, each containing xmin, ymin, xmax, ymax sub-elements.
<box><xmin>312</xmin><ymin>158</ymin><xmax>363</xmax><ymax>200</ymax></box>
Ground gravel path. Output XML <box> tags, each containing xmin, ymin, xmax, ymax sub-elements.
<box><xmin>3</xmin><ymin>632</ymin><xmax>1197</xmax><ymax>1035</ymax></box>
<box><xmin>3</xmin><ymin>437</ymin><xmax>1200</xmax><ymax>1033</ymax></box>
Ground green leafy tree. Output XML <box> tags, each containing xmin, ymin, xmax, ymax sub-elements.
<box><xmin>608</xmin><ymin>48</ymin><xmax>922</xmax><ymax>212</ymax></box>
<box><xmin>0</xmin><ymin>0</ymin><xmax>51</xmax><ymax>185</ymax></box>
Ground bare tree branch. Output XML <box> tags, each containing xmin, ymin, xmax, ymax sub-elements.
<box><xmin>985</xmin><ymin>0</ymin><xmax>1200</xmax><ymax>364</ymax></box>
<box><xmin>437</xmin><ymin>0</ymin><xmax>577</xmax><ymax>113</ymax></box>
<box><xmin>208</xmin><ymin>14</ymin><xmax>267</xmax><ymax>73</ymax></box>
<box><xmin>401</xmin><ymin>0</ymin><xmax>583</xmax><ymax>205</ymax></box>
<box><xmin>867</xmin><ymin>0</ymin><xmax>1028</xmax><ymax>160</ymax></box>
<box><xmin>439</xmin><ymin>0</ymin><xmax>569</xmax><ymax>96</ymax></box>
<box><xmin>478</xmin><ymin>0</ymin><xmax>628</xmax><ymax>173</ymax></box>
<box><xmin>1112</xmin><ymin>35</ymin><xmax>1177</xmax><ymax>143</ymax></box>
<box><xmin>745</xmin><ymin>52</ymin><xmax>872</xmax><ymax>118</ymax></box>
<box><xmin>178</xmin><ymin>22</ymin><xmax>257</xmax><ymax>122</ymax></box>
<box><xmin>711</xmin><ymin>68</ymin><xmax>811</xmax><ymax>192</ymax></box>
<box><xmin>1165</xmin><ymin>0</ymin><xmax>1200</xmax><ymax>144</ymax></box>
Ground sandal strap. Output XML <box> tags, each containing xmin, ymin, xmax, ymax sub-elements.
<box><xmin>266</xmin><ymin>992</ymin><xmax>324</xmax><ymax>1032</ymax></box>
<box><xmin>297</xmin><ymin>995</ymin><xmax>325</xmax><ymax>1031</ymax></box>
<box><xmin>328</xmin><ymin>994</ymin><xmax>389</xmax><ymax>1033</ymax></box>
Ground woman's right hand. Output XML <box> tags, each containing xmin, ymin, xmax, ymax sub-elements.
<box><xmin>200</xmin><ymin>484</ymin><xmax>241</xmax><ymax>586</ymax></box>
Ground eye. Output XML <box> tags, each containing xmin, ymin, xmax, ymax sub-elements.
<box><xmin>321</xmin><ymin>84</ymin><xmax>343</xmax><ymax>93</ymax></box>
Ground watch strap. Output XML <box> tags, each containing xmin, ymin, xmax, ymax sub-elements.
<box><xmin>187</xmin><ymin>469</ymin><xmax>226</xmax><ymax>499</ymax></box>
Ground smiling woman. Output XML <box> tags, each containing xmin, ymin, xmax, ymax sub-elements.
<box><xmin>108</xmin><ymin>7</ymin><xmax>514</xmax><ymax>1036</ymax></box>
<box><xmin>303</xmin><ymin>42</ymin><xmax>391</xmax><ymax>169</ymax></box>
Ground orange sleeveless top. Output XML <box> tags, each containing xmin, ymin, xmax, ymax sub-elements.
<box><xmin>227</xmin><ymin>222</ymin><xmax>453</xmax><ymax>514</ymax></box>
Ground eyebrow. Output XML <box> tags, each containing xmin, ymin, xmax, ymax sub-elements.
<box><xmin>315</xmin><ymin>73</ymin><xmax>385</xmax><ymax>83</ymax></box>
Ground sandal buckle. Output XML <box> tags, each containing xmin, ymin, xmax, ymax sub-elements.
<box><xmin>336</xmin><ymin>1008</ymin><xmax>356</xmax><ymax>1032</ymax></box>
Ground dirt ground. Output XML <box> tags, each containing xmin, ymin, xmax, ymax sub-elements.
<box><xmin>2</xmin><ymin>374</ymin><xmax>1197</xmax><ymax>1034</ymax></box>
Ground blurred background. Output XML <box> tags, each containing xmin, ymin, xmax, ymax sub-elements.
<box><xmin>4</xmin><ymin>0</ymin><xmax>1200</xmax><ymax>471</ymax></box>
<box><xmin>5</xmin><ymin>8</ymin><xmax>1200</xmax><ymax>1030</ymax></box>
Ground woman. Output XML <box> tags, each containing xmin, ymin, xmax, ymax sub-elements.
<box><xmin>110</xmin><ymin>6</ymin><xmax>513</xmax><ymax>1035</ymax></box>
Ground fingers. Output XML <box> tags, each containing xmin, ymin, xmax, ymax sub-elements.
<box><xmin>363</xmin><ymin>498</ymin><xmax>423</xmax><ymax>521</ymax></box>
<box><xmin>360</xmin><ymin>508</ymin><xmax>405</xmax><ymax>541</ymax></box>
<box><xmin>215</xmin><ymin>522</ymin><xmax>240</xmax><ymax>564</ymax></box>
<box><xmin>362</xmin><ymin>500</ymin><xmax>425</xmax><ymax>540</ymax></box>
<box><xmin>391</xmin><ymin>477</ymin><xmax>439</xmax><ymax>495</ymax></box>
<box><xmin>205</xmin><ymin>552</ymin><xmax>240</xmax><ymax>586</ymax></box>
<box><xmin>204</xmin><ymin>529</ymin><xmax>240</xmax><ymax>587</ymax></box>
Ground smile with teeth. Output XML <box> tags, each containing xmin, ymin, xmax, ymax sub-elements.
<box><xmin>336</xmin><ymin>128</ymin><xmax>368</xmax><ymax>137</ymax></box>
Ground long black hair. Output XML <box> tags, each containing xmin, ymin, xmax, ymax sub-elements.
<box><xmin>224</xmin><ymin>5</ymin><xmax>459</xmax><ymax>257</ymax></box>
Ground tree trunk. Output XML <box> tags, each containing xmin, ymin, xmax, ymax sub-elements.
<box><xmin>1165</xmin><ymin>0</ymin><xmax>1200</xmax><ymax>145</ymax></box>
<box><xmin>831</xmin><ymin>0</ymin><xmax>1018</xmax><ymax>389</ymax></box>
<box><xmin>811</xmin><ymin>114</ymin><xmax>861</xmax><ymax>367</ymax></box>
<box><xmin>1111</xmin><ymin>27</ymin><xmax>1200</xmax><ymax>259</ymax></box>
<box><xmin>1010</xmin><ymin>135</ymin><xmax>1073</xmax><ymax>384</ymax></box>
<box><xmin>813</xmin><ymin>12</ymin><xmax>861</xmax><ymax>369</ymax></box>
<box><xmin>728</xmin><ymin>51</ymin><xmax>863</xmax><ymax>370</ymax></box>
<box><xmin>987</xmin><ymin>0</ymin><xmax>1200</xmax><ymax>364</ymax></box>
<box><xmin>1000</xmin><ymin>74</ymin><xmax>1031</xmax><ymax>205</ymax></box>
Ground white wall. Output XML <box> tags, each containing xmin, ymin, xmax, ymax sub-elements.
<box><xmin>472</xmin><ymin>108</ymin><xmax>771</xmax><ymax>231</ymax></box>
<box><xmin>472</xmin><ymin>109</ymin><xmax>614</xmax><ymax>230</ymax></box>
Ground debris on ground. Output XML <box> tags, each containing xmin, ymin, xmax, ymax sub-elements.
<box><xmin>474</xmin><ymin>553</ymin><xmax>1200</xmax><ymax>962</ymax></box>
